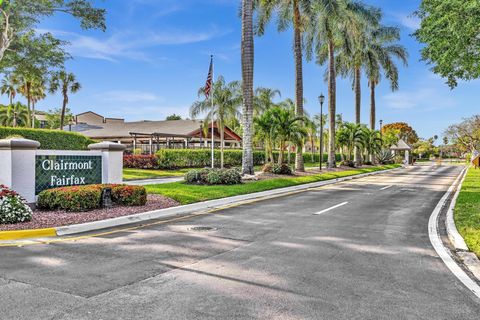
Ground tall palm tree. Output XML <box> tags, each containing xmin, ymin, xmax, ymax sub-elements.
<box><xmin>242</xmin><ymin>0</ymin><xmax>255</xmax><ymax>175</ymax></box>
<box><xmin>256</xmin><ymin>0</ymin><xmax>312</xmax><ymax>172</ymax></box>
<box><xmin>0</xmin><ymin>102</ymin><xmax>29</xmax><ymax>127</ymax></box>
<box><xmin>191</xmin><ymin>76</ymin><xmax>242</xmax><ymax>168</ymax></box>
<box><xmin>304</xmin><ymin>0</ymin><xmax>378</xmax><ymax>168</ymax></box>
<box><xmin>364</xmin><ymin>26</ymin><xmax>408</xmax><ymax>130</ymax></box>
<box><xmin>0</xmin><ymin>74</ymin><xmax>18</xmax><ymax>106</ymax></box>
<box><xmin>49</xmin><ymin>71</ymin><xmax>81</xmax><ymax>130</ymax></box>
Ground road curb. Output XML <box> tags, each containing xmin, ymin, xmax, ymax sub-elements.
<box><xmin>428</xmin><ymin>166</ymin><xmax>480</xmax><ymax>299</ymax></box>
<box><xmin>1</xmin><ymin>166</ymin><xmax>400</xmax><ymax>242</ymax></box>
<box><xmin>0</xmin><ymin>228</ymin><xmax>56</xmax><ymax>241</ymax></box>
<box><xmin>444</xmin><ymin>166</ymin><xmax>480</xmax><ymax>281</ymax></box>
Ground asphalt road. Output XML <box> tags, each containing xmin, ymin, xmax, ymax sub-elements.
<box><xmin>1</xmin><ymin>164</ymin><xmax>479</xmax><ymax>319</ymax></box>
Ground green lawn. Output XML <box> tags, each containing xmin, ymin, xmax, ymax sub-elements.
<box><xmin>146</xmin><ymin>164</ymin><xmax>399</xmax><ymax>205</ymax></box>
<box><xmin>123</xmin><ymin>168</ymin><xmax>191</xmax><ymax>180</ymax></box>
<box><xmin>124</xmin><ymin>163</ymin><xmax>323</xmax><ymax>180</ymax></box>
<box><xmin>454</xmin><ymin>167</ymin><xmax>480</xmax><ymax>257</ymax></box>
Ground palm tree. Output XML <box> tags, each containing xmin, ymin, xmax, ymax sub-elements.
<box><xmin>304</xmin><ymin>0</ymin><xmax>378</xmax><ymax>168</ymax></box>
<box><xmin>256</xmin><ymin>0</ymin><xmax>312</xmax><ymax>172</ymax></box>
<box><xmin>191</xmin><ymin>76</ymin><xmax>242</xmax><ymax>168</ymax></box>
<box><xmin>336</xmin><ymin>122</ymin><xmax>365</xmax><ymax>162</ymax></box>
<box><xmin>16</xmin><ymin>73</ymin><xmax>37</xmax><ymax>126</ymax></box>
<box><xmin>242</xmin><ymin>0</ymin><xmax>255</xmax><ymax>175</ymax></box>
<box><xmin>254</xmin><ymin>87</ymin><xmax>281</xmax><ymax>116</ymax></box>
<box><xmin>30</xmin><ymin>79</ymin><xmax>47</xmax><ymax>128</ymax></box>
<box><xmin>0</xmin><ymin>74</ymin><xmax>18</xmax><ymax>106</ymax></box>
<box><xmin>362</xmin><ymin>127</ymin><xmax>382</xmax><ymax>162</ymax></box>
<box><xmin>49</xmin><ymin>71</ymin><xmax>81</xmax><ymax>130</ymax></box>
<box><xmin>254</xmin><ymin>109</ymin><xmax>276</xmax><ymax>163</ymax></box>
<box><xmin>0</xmin><ymin>102</ymin><xmax>29</xmax><ymax>127</ymax></box>
<box><xmin>269</xmin><ymin>106</ymin><xmax>307</xmax><ymax>165</ymax></box>
<box><xmin>305</xmin><ymin>117</ymin><xmax>318</xmax><ymax>162</ymax></box>
<box><xmin>364</xmin><ymin>26</ymin><xmax>408</xmax><ymax>130</ymax></box>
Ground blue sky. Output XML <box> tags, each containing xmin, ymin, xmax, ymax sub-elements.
<box><xmin>9</xmin><ymin>0</ymin><xmax>479</xmax><ymax>139</ymax></box>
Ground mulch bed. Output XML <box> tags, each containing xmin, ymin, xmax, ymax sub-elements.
<box><xmin>0</xmin><ymin>194</ymin><xmax>180</xmax><ymax>231</ymax></box>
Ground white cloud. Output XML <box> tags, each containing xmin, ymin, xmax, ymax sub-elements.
<box><xmin>392</xmin><ymin>13</ymin><xmax>421</xmax><ymax>31</ymax></box>
<box><xmin>37</xmin><ymin>27</ymin><xmax>228</xmax><ymax>62</ymax></box>
<box><xmin>382</xmin><ymin>87</ymin><xmax>456</xmax><ymax>111</ymax></box>
<box><xmin>98</xmin><ymin>90</ymin><xmax>164</xmax><ymax>103</ymax></box>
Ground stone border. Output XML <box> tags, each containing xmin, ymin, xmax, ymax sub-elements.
<box><xmin>0</xmin><ymin>166</ymin><xmax>401</xmax><ymax>242</ymax></box>
<box><xmin>445</xmin><ymin>166</ymin><xmax>480</xmax><ymax>281</ymax></box>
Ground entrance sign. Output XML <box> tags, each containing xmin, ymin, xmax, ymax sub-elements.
<box><xmin>0</xmin><ymin>138</ymin><xmax>126</xmax><ymax>203</ymax></box>
<box><xmin>35</xmin><ymin>155</ymin><xmax>102</xmax><ymax>194</ymax></box>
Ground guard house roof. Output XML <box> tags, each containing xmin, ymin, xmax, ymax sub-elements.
<box><xmin>390</xmin><ymin>139</ymin><xmax>412</xmax><ymax>151</ymax></box>
<box><xmin>69</xmin><ymin>119</ymin><xmax>242</xmax><ymax>141</ymax></box>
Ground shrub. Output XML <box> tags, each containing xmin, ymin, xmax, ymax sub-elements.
<box><xmin>124</xmin><ymin>155</ymin><xmax>159</xmax><ymax>169</ymax></box>
<box><xmin>0</xmin><ymin>185</ymin><xmax>33</xmax><ymax>224</ymax></box>
<box><xmin>0</xmin><ymin>127</ymin><xmax>95</xmax><ymax>150</ymax></box>
<box><xmin>340</xmin><ymin>160</ymin><xmax>356</xmax><ymax>168</ymax></box>
<box><xmin>38</xmin><ymin>185</ymin><xmax>102</xmax><ymax>211</ymax></box>
<box><xmin>37</xmin><ymin>184</ymin><xmax>148</xmax><ymax>211</ymax></box>
<box><xmin>184</xmin><ymin>168</ymin><xmax>242</xmax><ymax>185</ymax></box>
<box><xmin>376</xmin><ymin>150</ymin><xmax>395</xmax><ymax>165</ymax></box>
<box><xmin>262</xmin><ymin>163</ymin><xmax>293</xmax><ymax>175</ymax></box>
<box><xmin>111</xmin><ymin>185</ymin><xmax>147</xmax><ymax>206</ymax></box>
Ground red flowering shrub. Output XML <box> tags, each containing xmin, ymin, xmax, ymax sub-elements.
<box><xmin>123</xmin><ymin>155</ymin><xmax>159</xmax><ymax>169</ymax></box>
<box><xmin>112</xmin><ymin>185</ymin><xmax>147</xmax><ymax>206</ymax></box>
<box><xmin>37</xmin><ymin>184</ymin><xmax>147</xmax><ymax>212</ymax></box>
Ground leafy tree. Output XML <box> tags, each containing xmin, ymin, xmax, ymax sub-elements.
<box><xmin>0</xmin><ymin>0</ymin><xmax>105</xmax><ymax>63</ymax></box>
<box><xmin>381</xmin><ymin>122</ymin><xmax>419</xmax><ymax>145</ymax></box>
<box><xmin>381</xmin><ymin>127</ymin><xmax>400</xmax><ymax>148</ymax></box>
<box><xmin>49</xmin><ymin>70</ymin><xmax>81</xmax><ymax>130</ymax></box>
<box><xmin>255</xmin><ymin>0</ymin><xmax>313</xmax><ymax>172</ymax></box>
<box><xmin>444</xmin><ymin>115</ymin><xmax>480</xmax><ymax>154</ymax></box>
<box><xmin>242</xmin><ymin>0</ymin><xmax>255</xmax><ymax>175</ymax></box>
<box><xmin>415</xmin><ymin>0</ymin><xmax>480</xmax><ymax>88</ymax></box>
<box><xmin>0</xmin><ymin>101</ymin><xmax>28</xmax><ymax>127</ymax></box>
<box><xmin>191</xmin><ymin>76</ymin><xmax>242</xmax><ymax>168</ymax></box>
<box><xmin>166</xmin><ymin>114</ymin><xmax>182</xmax><ymax>120</ymax></box>
<box><xmin>45</xmin><ymin>107</ymin><xmax>74</xmax><ymax>129</ymax></box>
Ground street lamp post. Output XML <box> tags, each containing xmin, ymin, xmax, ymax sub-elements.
<box><xmin>318</xmin><ymin>94</ymin><xmax>325</xmax><ymax>171</ymax></box>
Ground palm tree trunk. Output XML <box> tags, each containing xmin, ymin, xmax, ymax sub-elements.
<box><xmin>31</xmin><ymin>101</ymin><xmax>35</xmax><ymax>128</ymax></box>
<box><xmin>60</xmin><ymin>94</ymin><xmax>67</xmax><ymax>130</ymax></box>
<box><xmin>287</xmin><ymin>143</ymin><xmax>291</xmax><ymax>164</ymax></box>
<box><xmin>293</xmin><ymin>0</ymin><xmax>305</xmax><ymax>172</ymax></box>
<box><xmin>279</xmin><ymin>141</ymin><xmax>285</xmax><ymax>165</ymax></box>
<box><xmin>354</xmin><ymin>66</ymin><xmax>362</xmax><ymax>166</ymax></box>
<box><xmin>26</xmin><ymin>83</ymin><xmax>31</xmax><ymax>127</ymax></box>
<box><xmin>241</xmin><ymin>0</ymin><xmax>254</xmax><ymax>175</ymax></box>
<box><xmin>310</xmin><ymin>136</ymin><xmax>314</xmax><ymax>162</ymax></box>
<box><xmin>327</xmin><ymin>39</ymin><xmax>337</xmax><ymax>168</ymax></box>
<box><xmin>370</xmin><ymin>79</ymin><xmax>376</xmax><ymax>130</ymax></box>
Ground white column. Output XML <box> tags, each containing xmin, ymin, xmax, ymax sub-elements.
<box><xmin>0</xmin><ymin>138</ymin><xmax>40</xmax><ymax>204</ymax></box>
<box><xmin>405</xmin><ymin>150</ymin><xmax>410</xmax><ymax>165</ymax></box>
<box><xmin>88</xmin><ymin>142</ymin><xmax>126</xmax><ymax>184</ymax></box>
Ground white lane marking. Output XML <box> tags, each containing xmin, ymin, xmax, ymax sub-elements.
<box><xmin>380</xmin><ymin>185</ymin><xmax>393</xmax><ymax>190</ymax></box>
<box><xmin>428</xmin><ymin>167</ymin><xmax>480</xmax><ymax>300</ymax></box>
<box><xmin>314</xmin><ymin>202</ymin><xmax>348</xmax><ymax>215</ymax></box>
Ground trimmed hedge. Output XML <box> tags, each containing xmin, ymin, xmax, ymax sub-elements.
<box><xmin>0</xmin><ymin>127</ymin><xmax>95</xmax><ymax>150</ymax></box>
<box><xmin>262</xmin><ymin>163</ymin><xmax>293</xmax><ymax>175</ymax></box>
<box><xmin>185</xmin><ymin>168</ymin><xmax>242</xmax><ymax>185</ymax></box>
<box><xmin>123</xmin><ymin>150</ymin><xmax>343</xmax><ymax>169</ymax></box>
<box><xmin>37</xmin><ymin>184</ymin><xmax>147</xmax><ymax>211</ymax></box>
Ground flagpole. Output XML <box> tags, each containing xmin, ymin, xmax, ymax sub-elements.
<box><xmin>211</xmin><ymin>55</ymin><xmax>215</xmax><ymax>169</ymax></box>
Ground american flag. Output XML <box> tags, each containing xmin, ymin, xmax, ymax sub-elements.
<box><xmin>204</xmin><ymin>56</ymin><xmax>213</xmax><ymax>98</ymax></box>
